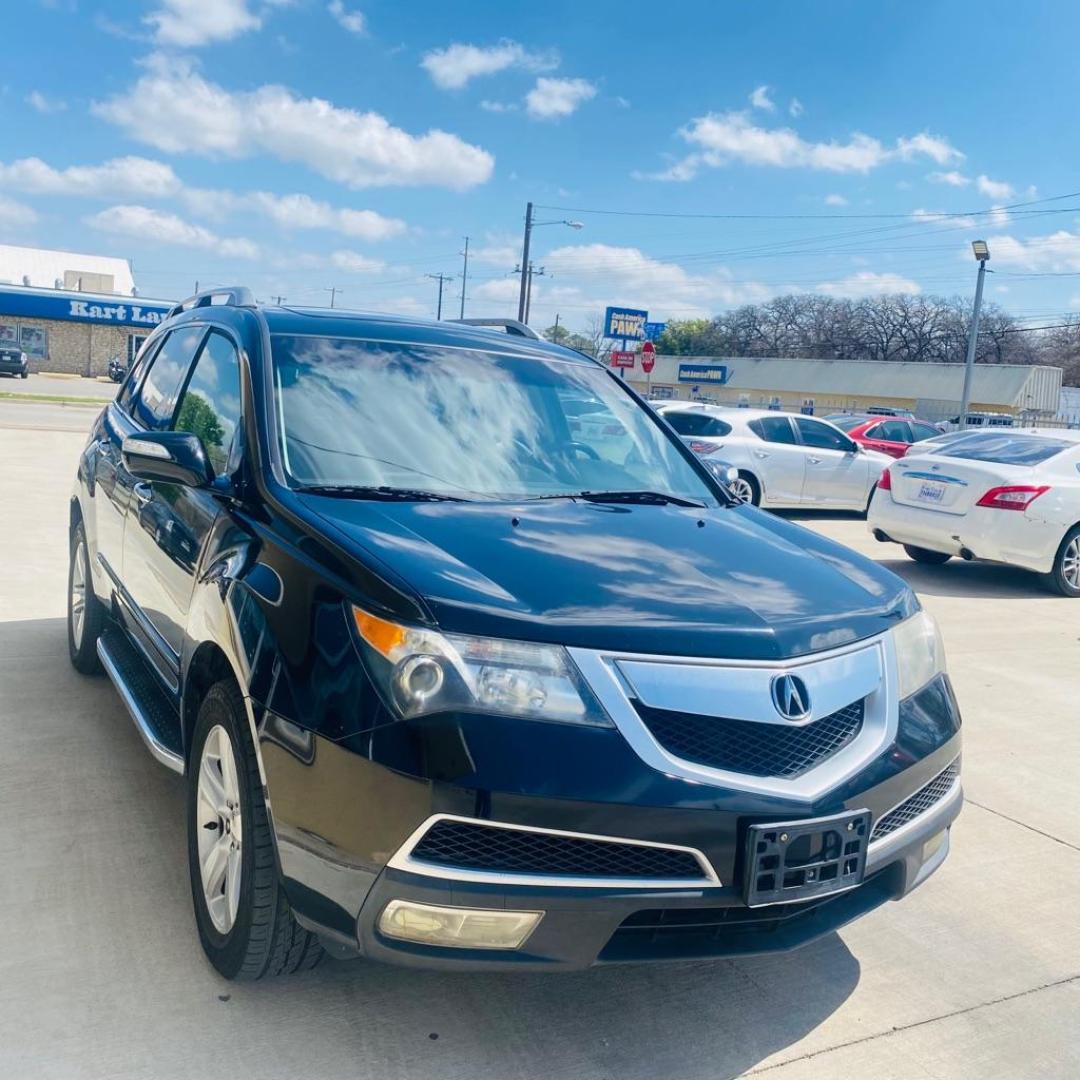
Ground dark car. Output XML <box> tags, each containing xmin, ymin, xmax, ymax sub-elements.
<box><xmin>0</xmin><ymin>346</ymin><xmax>29</xmax><ymax>378</ymax></box>
<box><xmin>826</xmin><ymin>414</ymin><xmax>942</xmax><ymax>458</ymax></box>
<box><xmin>68</xmin><ymin>288</ymin><xmax>962</xmax><ymax>980</ymax></box>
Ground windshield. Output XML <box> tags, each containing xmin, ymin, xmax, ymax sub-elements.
<box><xmin>270</xmin><ymin>335</ymin><xmax>718</xmax><ymax>504</ymax></box>
<box><xmin>932</xmin><ymin>433</ymin><xmax>1073</xmax><ymax>466</ymax></box>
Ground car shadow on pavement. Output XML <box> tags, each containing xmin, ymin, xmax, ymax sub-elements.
<box><xmin>875</xmin><ymin>557</ymin><xmax>1059</xmax><ymax>601</ymax></box>
<box><xmin>2</xmin><ymin>616</ymin><xmax>863</xmax><ymax>1080</ymax></box>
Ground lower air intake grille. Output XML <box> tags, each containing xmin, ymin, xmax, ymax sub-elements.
<box><xmin>410</xmin><ymin>819</ymin><xmax>706</xmax><ymax>880</ymax></box>
<box><xmin>633</xmin><ymin>698</ymin><xmax>865</xmax><ymax>778</ymax></box>
<box><xmin>871</xmin><ymin>761</ymin><xmax>960</xmax><ymax>841</ymax></box>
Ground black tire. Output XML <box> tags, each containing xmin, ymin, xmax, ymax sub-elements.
<box><xmin>903</xmin><ymin>544</ymin><xmax>953</xmax><ymax>565</ymax></box>
<box><xmin>734</xmin><ymin>471</ymin><xmax>761</xmax><ymax>506</ymax></box>
<box><xmin>187</xmin><ymin>680</ymin><xmax>323</xmax><ymax>980</ymax></box>
<box><xmin>863</xmin><ymin>483</ymin><xmax>877</xmax><ymax>517</ymax></box>
<box><xmin>1041</xmin><ymin>525</ymin><xmax>1080</xmax><ymax>597</ymax></box>
<box><xmin>67</xmin><ymin>520</ymin><xmax>106</xmax><ymax>674</ymax></box>
<box><xmin>20</xmin><ymin>370</ymin><xmax>28</xmax><ymax>379</ymax></box>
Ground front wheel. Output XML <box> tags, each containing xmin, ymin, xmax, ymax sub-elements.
<box><xmin>187</xmin><ymin>680</ymin><xmax>323</xmax><ymax>980</ymax></box>
<box><xmin>729</xmin><ymin>472</ymin><xmax>760</xmax><ymax>506</ymax></box>
<box><xmin>1042</xmin><ymin>526</ymin><xmax>1080</xmax><ymax>597</ymax></box>
<box><xmin>20</xmin><ymin>370</ymin><xmax>28</xmax><ymax>379</ymax></box>
<box><xmin>68</xmin><ymin>521</ymin><xmax>105</xmax><ymax>673</ymax></box>
<box><xmin>903</xmin><ymin>544</ymin><xmax>952</xmax><ymax>565</ymax></box>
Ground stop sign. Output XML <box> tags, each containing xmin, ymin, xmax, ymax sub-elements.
<box><xmin>641</xmin><ymin>340</ymin><xmax>656</xmax><ymax>373</ymax></box>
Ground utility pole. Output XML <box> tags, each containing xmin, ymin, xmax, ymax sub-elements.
<box><xmin>427</xmin><ymin>273</ymin><xmax>452</xmax><ymax>320</ymax></box>
<box><xmin>459</xmin><ymin>236</ymin><xmax>470</xmax><ymax>319</ymax></box>
<box><xmin>554</xmin><ymin>312</ymin><xmax>560</xmax><ymax>340</ymax></box>
<box><xmin>324</xmin><ymin>286</ymin><xmax>340</xmax><ymax>308</ymax></box>
<box><xmin>524</xmin><ymin>263</ymin><xmax>546</xmax><ymax>324</ymax></box>
<box><xmin>271</xmin><ymin>295</ymin><xmax>285</xmax><ymax>305</ymax></box>
<box><xmin>960</xmin><ymin>241</ymin><xmax>991</xmax><ymax>428</ymax></box>
<box><xmin>517</xmin><ymin>202</ymin><xmax>533</xmax><ymax>322</ymax></box>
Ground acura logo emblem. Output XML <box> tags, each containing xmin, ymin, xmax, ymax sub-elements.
<box><xmin>771</xmin><ymin>674</ymin><xmax>811</xmax><ymax>721</ymax></box>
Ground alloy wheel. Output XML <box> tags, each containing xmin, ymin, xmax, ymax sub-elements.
<box><xmin>729</xmin><ymin>477</ymin><xmax>755</xmax><ymax>505</ymax></box>
<box><xmin>196</xmin><ymin>725</ymin><xmax>244</xmax><ymax>934</ymax></box>
<box><xmin>1063</xmin><ymin>537</ymin><xmax>1080</xmax><ymax>590</ymax></box>
<box><xmin>70</xmin><ymin>540</ymin><xmax>87</xmax><ymax>649</ymax></box>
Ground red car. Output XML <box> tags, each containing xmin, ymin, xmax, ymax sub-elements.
<box><xmin>825</xmin><ymin>414</ymin><xmax>941</xmax><ymax>458</ymax></box>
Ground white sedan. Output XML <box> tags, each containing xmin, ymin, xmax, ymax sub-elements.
<box><xmin>656</xmin><ymin>403</ymin><xmax>890</xmax><ymax>511</ymax></box>
<box><xmin>868</xmin><ymin>430</ymin><xmax>1080</xmax><ymax>596</ymax></box>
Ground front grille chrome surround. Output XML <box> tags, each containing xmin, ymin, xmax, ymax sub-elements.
<box><xmin>387</xmin><ymin>814</ymin><xmax>720</xmax><ymax>889</ymax></box>
<box><xmin>871</xmin><ymin>760</ymin><xmax>961</xmax><ymax>842</ymax></box>
<box><xmin>568</xmin><ymin>633</ymin><xmax>899</xmax><ymax>802</ymax></box>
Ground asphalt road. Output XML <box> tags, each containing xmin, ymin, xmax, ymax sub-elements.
<box><xmin>0</xmin><ymin>372</ymin><xmax>118</xmax><ymax>400</ymax></box>
<box><xmin>2</xmin><ymin>402</ymin><xmax>1078</xmax><ymax>1079</ymax></box>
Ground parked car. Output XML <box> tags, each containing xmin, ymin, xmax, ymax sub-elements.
<box><xmin>0</xmin><ymin>345</ymin><xmax>29</xmax><ymax>378</ymax></box>
<box><xmin>942</xmin><ymin>412</ymin><xmax>1015</xmax><ymax>431</ymax></box>
<box><xmin>658</xmin><ymin>402</ymin><xmax>891</xmax><ymax>510</ymax></box>
<box><xmin>69</xmin><ymin>287</ymin><xmax>962</xmax><ymax>979</ymax></box>
<box><xmin>825</xmin><ymin>414</ymin><xmax>942</xmax><ymax>459</ymax></box>
<box><xmin>868</xmin><ymin>430</ymin><xmax>1080</xmax><ymax>595</ymax></box>
<box><xmin>865</xmin><ymin>405</ymin><xmax>915</xmax><ymax>418</ymax></box>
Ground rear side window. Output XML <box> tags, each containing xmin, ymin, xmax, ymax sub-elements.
<box><xmin>749</xmin><ymin>416</ymin><xmax>797</xmax><ymax>445</ymax></box>
<box><xmin>876</xmin><ymin>420</ymin><xmax>911</xmax><ymax>442</ymax></box>
<box><xmin>795</xmin><ymin>417</ymin><xmax>850</xmax><ymax>451</ymax></box>
<box><xmin>937</xmin><ymin>435</ymin><xmax>1072</xmax><ymax>466</ymax></box>
<box><xmin>132</xmin><ymin>325</ymin><xmax>206</xmax><ymax>429</ymax></box>
<box><xmin>665</xmin><ymin>411</ymin><xmax>732</xmax><ymax>437</ymax></box>
<box><xmin>172</xmin><ymin>331</ymin><xmax>243</xmax><ymax>474</ymax></box>
<box><xmin>117</xmin><ymin>334</ymin><xmax>163</xmax><ymax>414</ymax></box>
<box><xmin>828</xmin><ymin>415</ymin><xmax>869</xmax><ymax>433</ymax></box>
<box><xmin>910</xmin><ymin>422</ymin><xmax>939</xmax><ymax>441</ymax></box>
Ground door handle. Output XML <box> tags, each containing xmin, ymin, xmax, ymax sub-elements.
<box><xmin>808</xmin><ymin>457</ymin><xmax>822</xmax><ymax>465</ymax></box>
<box><xmin>132</xmin><ymin>482</ymin><xmax>153</xmax><ymax>506</ymax></box>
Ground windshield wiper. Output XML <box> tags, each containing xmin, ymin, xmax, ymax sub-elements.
<box><xmin>532</xmin><ymin>489</ymin><xmax>705</xmax><ymax>508</ymax></box>
<box><xmin>293</xmin><ymin>485</ymin><xmax>468</xmax><ymax>502</ymax></box>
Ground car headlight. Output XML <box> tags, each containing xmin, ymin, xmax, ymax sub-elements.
<box><xmin>351</xmin><ymin>606</ymin><xmax>613</xmax><ymax>727</ymax></box>
<box><xmin>892</xmin><ymin>610</ymin><xmax>947</xmax><ymax>699</ymax></box>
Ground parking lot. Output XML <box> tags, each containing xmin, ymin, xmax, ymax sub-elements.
<box><xmin>1</xmin><ymin>403</ymin><xmax>1078</xmax><ymax>1080</ymax></box>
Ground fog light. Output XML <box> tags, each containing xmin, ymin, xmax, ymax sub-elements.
<box><xmin>378</xmin><ymin>900</ymin><xmax>543</xmax><ymax>950</ymax></box>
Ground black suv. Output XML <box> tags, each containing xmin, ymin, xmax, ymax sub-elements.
<box><xmin>69</xmin><ymin>288</ymin><xmax>962</xmax><ymax>979</ymax></box>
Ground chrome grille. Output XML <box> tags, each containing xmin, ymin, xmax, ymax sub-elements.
<box><xmin>633</xmin><ymin>698</ymin><xmax>865</xmax><ymax>779</ymax></box>
<box><xmin>409</xmin><ymin>819</ymin><xmax>706</xmax><ymax>880</ymax></box>
<box><xmin>871</xmin><ymin>761</ymin><xmax>960</xmax><ymax>841</ymax></box>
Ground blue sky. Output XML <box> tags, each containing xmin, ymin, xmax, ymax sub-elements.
<box><xmin>2</xmin><ymin>0</ymin><xmax>1079</xmax><ymax>331</ymax></box>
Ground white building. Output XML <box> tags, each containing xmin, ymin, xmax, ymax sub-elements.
<box><xmin>0</xmin><ymin>243</ymin><xmax>136</xmax><ymax>296</ymax></box>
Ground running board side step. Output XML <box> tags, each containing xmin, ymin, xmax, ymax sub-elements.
<box><xmin>98</xmin><ymin>630</ymin><xmax>185</xmax><ymax>775</ymax></box>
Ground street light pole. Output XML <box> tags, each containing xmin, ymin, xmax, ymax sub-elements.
<box><xmin>517</xmin><ymin>203</ymin><xmax>533</xmax><ymax>322</ymax></box>
<box><xmin>959</xmin><ymin>240</ymin><xmax>990</xmax><ymax>429</ymax></box>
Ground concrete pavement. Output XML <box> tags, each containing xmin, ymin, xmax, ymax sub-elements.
<box><xmin>1</xmin><ymin>405</ymin><xmax>1078</xmax><ymax>1080</ymax></box>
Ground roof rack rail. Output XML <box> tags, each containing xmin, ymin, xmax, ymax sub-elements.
<box><xmin>451</xmin><ymin>317</ymin><xmax>541</xmax><ymax>340</ymax></box>
<box><xmin>166</xmin><ymin>286</ymin><xmax>257</xmax><ymax>320</ymax></box>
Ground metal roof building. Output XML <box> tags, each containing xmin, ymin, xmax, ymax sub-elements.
<box><xmin>628</xmin><ymin>354</ymin><xmax>1062</xmax><ymax>420</ymax></box>
<box><xmin>0</xmin><ymin>243</ymin><xmax>136</xmax><ymax>296</ymax></box>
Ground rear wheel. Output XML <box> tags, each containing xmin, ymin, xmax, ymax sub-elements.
<box><xmin>187</xmin><ymin>680</ymin><xmax>323</xmax><ymax>980</ymax></box>
<box><xmin>1042</xmin><ymin>526</ymin><xmax>1080</xmax><ymax>597</ymax></box>
<box><xmin>903</xmin><ymin>544</ymin><xmax>952</xmax><ymax>565</ymax></box>
<box><xmin>730</xmin><ymin>472</ymin><xmax>760</xmax><ymax>506</ymax></box>
<box><xmin>67</xmin><ymin>521</ymin><xmax>105</xmax><ymax>674</ymax></box>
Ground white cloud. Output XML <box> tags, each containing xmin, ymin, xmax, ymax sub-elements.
<box><xmin>788</xmin><ymin>97</ymin><xmax>803</xmax><ymax>117</ymax></box>
<box><xmin>328</xmin><ymin>0</ymin><xmax>365</xmax><ymax>35</ymax></box>
<box><xmin>976</xmin><ymin>174</ymin><xmax>1015</xmax><ymax>201</ymax></box>
<box><xmin>330</xmin><ymin>250</ymin><xmax>386</xmax><ymax>273</ymax></box>
<box><xmin>614</xmin><ymin>95</ymin><xmax>631</xmax><ymax>109</ymax></box>
<box><xmin>88</xmin><ymin>204</ymin><xmax>259</xmax><ymax>259</ymax></box>
<box><xmin>632</xmin><ymin>155</ymin><xmax>703</xmax><ymax>183</ymax></box>
<box><xmin>249</xmin><ymin>192</ymin><xmax>406</xmax><ymax>240</ymax></box>
<box><xmin>988</xmin><ymin>205</ymin><xmax>1010</xmax><ymax>227</ymax></box>
<box><xmin>92</xmin><ymin>54</ymin><xmax>494</xmax><ymax>190</ymax></box>
<box><xmin>470</xmin><ymin>240</ymin><xmax>519</xmax><ymax>266</ymax></box>
<box><xmin>0</xmin><ymin>156</ymin><xmax>182</xmax><ymax>199</ymax></box>
<box><xmin>146</xmin><ymin>0</ymin><xmax>260</xmax><ymax>47</ymax></box>
<box><xmin>929</xmin><ymin>170</ymin><xmax>970</xmax><ymax>187</ymax></box>
<box><xmin>824</xmin><ymin>193</ymin><xmax>848</xmax><ymax>206</ymax></box>
<box><xmin>817</xmin><ymin>271</ymin><xmax>920</xmax><ymax>298</ymax></box>
<box><xmin>895</xmin><ymin>133</ymin><xmax>963</xmax><ymax>165</ymax></box>
<box><xmin>749</xmin><ymin>85</ymin><xmax>775</xmax><ymax>111</ymax></box>
<box><xmin>987</xmin><ymin>230</ymin><xmax>1080</xmax><ymax>271</ymax></box>
<box><xmin>479</xmin><ymin>99</ymin><xmax>517</xmax><ymax>113</ymax></box>
<box><xmin>525</xmin><ymin>77</ymin><xmax>596</xmax><ymax>120</ymax></box>
<box><xmin>668</xmin><ymin>113</ymin><xmax>964</xmax><ymax>177</ymax></box>
<box><xmin>420</xmin><ymin>41</ymin><xmax>557</xmax><ymax>89</ymax></box>
<box><xmin>0</xmin><ymin>195</ymin><xmax>37</xmax><ymax>228</ymax></box>
<box><xmin>26</xmin><ymin>90</ymin><xmax>66</xmax><ymax>113</ymax></box>
<box><xmin>911</xmin><ymin>208</ymin><xmax>977</xmax><ymax>228</ymax></box>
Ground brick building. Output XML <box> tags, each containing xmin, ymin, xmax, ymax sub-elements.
<box><xmin>0</xmin><ymin>244</ymin><xmax>173</xmax><ymax>376</ymax></box>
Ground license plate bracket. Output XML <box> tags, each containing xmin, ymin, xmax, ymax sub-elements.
<box><xmin>917</xmin><ymin>481</ymin><xmax>946</xmax><ymax>503</ymax></box>
<box><xmin>745</xmin><ymin>810</ymin><xmax>871</xmax><ymax>907</ymax></box>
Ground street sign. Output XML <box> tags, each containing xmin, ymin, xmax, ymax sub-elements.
<box><xmin>610</xmin><ymin>351</ymin><xmax>636</xmax><ymax>368</ymax></box>
<box><xmin>604</xmin><ymin>306</ymin><xmax>648</xmax><ymax>340</ymax></box>
<box><xmin>641</xmin><ymin>341</ymin><xmax>656</xmax><ymax>373</ymax></box>
<box><xmin>644</xmin><ymin>321</ymin><xmax>667</xmax><ymax>341</ymax></box>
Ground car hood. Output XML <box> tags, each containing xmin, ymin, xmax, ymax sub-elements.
<box><xmin>300</xmin><ymin>497</ymin><xmax>916</xmax><ymax>660</ymax></box>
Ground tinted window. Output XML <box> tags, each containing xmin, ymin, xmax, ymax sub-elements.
<box><xmin>828</xmin><ymin>415</ymin><xmax>870</xmax><ymax>433</ymax></box>
<box><xmin>876</xmin><ymin>420</ymin><xmax>911</xmax><ymax>442</ymax></box>
<box><xmin>748</xmin><ymin>416</ymin><xmax>797</xmax><ymax>445</ymax></box>
<box><xmin>117</xmin><ymin>334</ymin><xmax>163</xmax><ymax>414</ymax></box>
<box><xmin>664</xmin><ymin>411</ymin><xmax>731</xmax><ymax>437</ymax></box>
<box><xmin>910</xmin><ymin>422</ymin><xmax>939</xmax><ymax>442</ymax></box>
<box><xmin>271</xmin><ymin>336</ymin><xmax>717</xmax><ymax>505</ymax></box>
<box><xmin>132</xmin><ymin>325</ymin><xmax>206</xmax><ymax>429</ymax></box>
<box><xmin>173</xmin><ymin>331</ymin><xmax>243</xmax><ymax>474</ymax></box>
<box><xmin>795</xmin><ymin>418</ymin><xmax>851</xmax><ymax>451</ymax></box>
<box><xmin>936</xmin><ymin>435</ymin><xmax>1072</xmax><ymax>466</ymax></box>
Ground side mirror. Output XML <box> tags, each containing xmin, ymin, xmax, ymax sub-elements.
<box><xmin>122</xmin><ymin>431</ymin><xmax>214</xmax><ymax>488</ymax></box>
<box><xmin>845</xmin><ymin>440</ymin><xmax>860</xmax><ymax>454</ymax></box>
<box><xmin>703</xmin><ymin>459</ymin><xmax>739</xmax><ymax>487</ymax></box>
